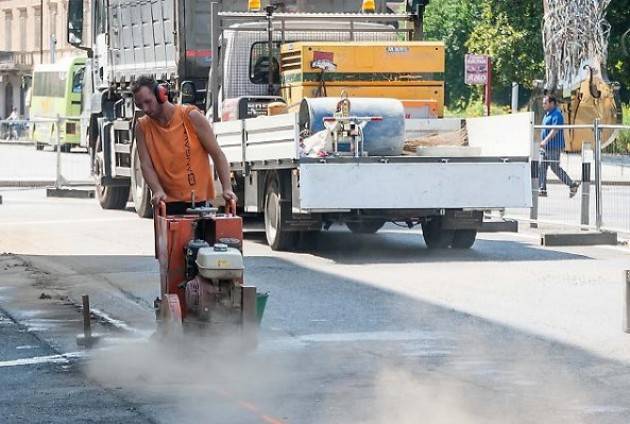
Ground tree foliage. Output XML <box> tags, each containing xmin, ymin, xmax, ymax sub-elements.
<box><xmin>423</xmin><ymin>0</ymin><xmax>628</xmax><ymax>108</ymax></box>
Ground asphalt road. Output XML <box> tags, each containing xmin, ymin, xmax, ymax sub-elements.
<box><xmin>2</xmin><ymin>190</ymin><xmax>630</xmax><ymax>423</ymax></box>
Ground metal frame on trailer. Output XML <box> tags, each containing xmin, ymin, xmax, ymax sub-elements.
<box><xmin>209</xmin><ymin>6</ymin><xmax>423</xmax><ymax>121</ymax></box>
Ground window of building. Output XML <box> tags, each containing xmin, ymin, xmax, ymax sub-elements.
<box><xmin>4</xmin><ymin>10</ymin><xmax>13</xmax><ymax>51</ymax></box>
<box><xmin>49</xmin><ymin>3</ymin><xmax>57</xmax><ymax>43</ymax></box>
<box><xmin>34</xmin><ymin>6</ymin><xmax>41</xmax><ymax>52</ymax></box>
<box><xmin>19</xmin><ymin>9</ymin><xmax>27</xmax><ymax>51</ymax></box>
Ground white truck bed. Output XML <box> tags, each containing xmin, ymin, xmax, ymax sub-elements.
<box><xmin>214</xmin><ymin>112</ymin><xmax>534</xmax><ymax>211</ymax></box>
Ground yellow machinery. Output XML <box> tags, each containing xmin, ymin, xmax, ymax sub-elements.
<box><xmin>279</xmin><ymin>41</ymin><xmax>445</xmax><ymax>118</ymax></box>
<box><xmin>531</xmin><ymin>76</ymin><xmax>622</xmax><ymax>152</ymax></box>
<box><xmin>560</xmin><ymin>77</ymin><xmax>621</xmax><ymax>152</ymax></box>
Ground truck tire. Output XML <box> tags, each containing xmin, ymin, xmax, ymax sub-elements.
<box><xmin>94</xmin><ymin>135</ymin><xmax>130</xmax><ymax>210</ymax></box>
<box><xmin>452</xmin><ymin>230</ymin><xmax>477</xmax><ymax>249</ymax></box>
<box><xmin>421</xmin><ymin>218</ymin><xmax>455</xmax><ymax>249</ymax></box>
<box><xmin>264</xmin><ymin>176</ymin><xmax>296</xmax><ymax>251</ymax></box>
<box><xmin>346</xmin><ymin>220</ymin><xmax>385</xmax><ymax>234</ymax></box>
<box><xmin>96</xmin><ymin>179</ymin><xmax>130</xmax><ymax>210</ymax></box>
<box><xmin>130</xmin><ymin>142</ymin><xmax>153</xmax><ymax>218</ymax></box>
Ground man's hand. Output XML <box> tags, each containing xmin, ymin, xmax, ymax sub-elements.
<box><xmin>151</xmin><ymin>190</ymin><xmax>167</xmax><ymax>206</ymax></box>
<box><xmin>222</xmin><ymin>188</ymin><xmax>238</xmax><ymax>204</ymax></box>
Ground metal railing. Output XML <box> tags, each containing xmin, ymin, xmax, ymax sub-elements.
<box><xmin>507</xmin><ymin>120</ymin><xmax>630</xmax><ymax>236</ymax></box>
<box><xmin>0</xmin><ymin>115</ymin><xmax>90</xmax><ymax>191</ymax></box>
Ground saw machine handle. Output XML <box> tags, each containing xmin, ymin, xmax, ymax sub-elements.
<box><xmin>153</xmin><ymin>201</ymin><xmax>167</xmax><ymax>259</ymax></box>
<box><xmin>158</xmin><ymin>201</ymin><xmax>167</xmax><ymax>217</ymax></box>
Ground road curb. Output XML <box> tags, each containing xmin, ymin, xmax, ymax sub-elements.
<box><xmin>541</xmin><ymin>231</ymin><xmax>618</xmax><ymax>246</ymax></box>
<box><xmin>0</xmin><ymin>180</ymin><xmax>55</xmax><ymax>188</ymax></box>
<box><xmin>0</xmin><ymin>140</ymin><xmax>34</xmax><ymax>146</ymax></box>
<box><xmin>46</xmin><ymin>187</ymin><xmax>96</xmax><ymax>199</ymax></box>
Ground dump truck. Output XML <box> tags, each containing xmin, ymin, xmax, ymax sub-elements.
<box><xmin>208</xmin><ymin>5</ymin><xmax>533</xmax><ymax>250</ymax></box>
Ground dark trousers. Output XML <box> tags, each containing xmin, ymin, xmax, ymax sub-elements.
<box><xmin>539</xmin><ymin>148</ymin><xmax>574</xmax><ymax>191</ymax></box>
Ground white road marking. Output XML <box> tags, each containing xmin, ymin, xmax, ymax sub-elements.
<box><xmin>0</xmin><ymin>351</ymin><xmax>85</xmax><ymax>368</ymax></box>
<box><xmin>90</xmin><ymin>307</ymin><xmax>148</xmax><ymax>335</ymax></box>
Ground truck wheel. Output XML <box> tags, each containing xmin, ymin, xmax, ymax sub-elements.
<box><xmin>452</xmin><ymin>230</ymin><xmax>477</xmax><ymax>249</ymax></box>
<box><xmin>131</xmin><ymin>142</ymin><xmax>153</xmax><ymax>218</ymax></box>
<box><xmin>35</xmin><ymin>142</ymin><xmax>45</xmax><ymax>151</ymax></box>
<box><xmin>421</xmin><ymin>218</ymin><xmax>455</xmax><ymax>249</ymax></box>
<box><xmin>346</xmin><ymin>220</ymin><xmax>385</xmax><ymax>234</ymax></box>
<box><xmin>264</xmin><ymin>176</ymin><xmax>296</xmax><ymax>251</ymax></box>
<box><xmin>94</xmin><ymin>137</ymin><xmax>129</xmax><ymax>210</ymax></box>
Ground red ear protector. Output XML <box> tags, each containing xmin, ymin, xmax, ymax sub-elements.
<box><xmin>154</xmin><ymin>83</ymin><xmax>169</xmax><ymax>104</ymax></box>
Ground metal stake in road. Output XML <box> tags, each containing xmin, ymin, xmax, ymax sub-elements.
<box><xmin>76</xmin><ymin>295</ymin><xmax>102</xmax><ymax>348</ymax></box>
<box><xmin>82</xmin><ymin>295</ymin><xmax>92</xmax><ymax>339</ymax></box>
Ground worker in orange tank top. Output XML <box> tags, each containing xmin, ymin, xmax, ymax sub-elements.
<box><xmin>131</xmin><ymin>75</ymin><xmax>237</xmax><ymax>214</ymax></box>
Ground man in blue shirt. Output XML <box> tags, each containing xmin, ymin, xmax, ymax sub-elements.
<box><xmin>539</xmin><ymin>95</ymin><xmax>580</xmax><ymax>197</ymax></box>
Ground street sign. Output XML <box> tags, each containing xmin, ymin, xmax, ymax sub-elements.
<box><xmin>465</xmin><ymin>54</ymin><xmax>489</xmax><ymax>85</ymax></box>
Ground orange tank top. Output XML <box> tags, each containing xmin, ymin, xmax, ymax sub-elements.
<box><xmin>138</xmin><ymin>105</ymin><xmax>215</xmax><ymax>203</ymax></box>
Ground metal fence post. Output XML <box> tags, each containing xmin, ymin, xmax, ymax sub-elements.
<box><xmin>530</xmin><ymin>117</ymin><xmax>539</xmax><ymax>228</ymax></box>
<box><xmin>594</xmin><ymin>118</ymin><xmax>603</xmax><ymax>231</ymax></box>
<box><xmin>580</xmin><ymin>142</ymin><xmax>592</xmax><ymax>229</ymax></box>
<box><xmin>625</xmin><ymin>270</ymin><xmax>630</xmax><ymax>333</ymax></box>
<box><xmin>55</xmin><ymin>114</ymin><xmax>62</xmax><ymax>189</ymax></box>
<box><xmin>511</xmin><ymin>82</ymin><xmax>519</xmax><ymax>113</ymax></box>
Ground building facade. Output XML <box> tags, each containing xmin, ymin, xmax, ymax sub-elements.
<box><xmin>0</xmin><ymin>0</ymin><xmax>89</xmax><ymax>119</ymax></box>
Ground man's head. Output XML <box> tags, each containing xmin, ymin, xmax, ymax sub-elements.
<box><xmin>132</xmin><ymin>75</ymin><xmax>167</xmax><ymax>119</ymax></box>
<box><xmin>542</xmin><ymin>95</ymin><xmax>557</xmax><ymax>112</ymax></box>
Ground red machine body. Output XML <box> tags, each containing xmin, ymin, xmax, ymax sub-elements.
<box><xmin>153</xmin><ymin>202</ymin><xmax>248</xmax><ymax>326</ymax></box>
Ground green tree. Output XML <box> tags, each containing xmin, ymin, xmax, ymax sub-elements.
<box><xmin>424</xmin><ymin>0</ymin><xmax>628</xmax><ymax>107</ymax></box>
<box><xmin>423</xmin><ymin>0</ymin><xmax>483</xmax><ymax>108</ymax></box>
<box><xmin>465</xmin><ymin>1</ymin><xmax>545</xmax><ymax>104</ymax></box>
<box><xmin>606</xmin><ymin>0</ymin><xmax>630</xmax><ymax>102</ymax></box>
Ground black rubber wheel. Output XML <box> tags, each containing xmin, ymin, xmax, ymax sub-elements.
<box><xmin>94</xmin><ymin>136</ymin><xmax>130</xmax><ymax>210</ymax></box>
<box><xmin>60</xmin><ymin>144</ymin><xmax>72</xmax><ymax>153</ymax></box>
<box><xmin>35</xmin><ymin>142</ymin><xmax>45</xmax><ymax>151</ymax></box>
<box><xmin>264</xmin><ymin>175</ymin><xmax>296</xmax><ymax>251</ymax></box>
<box><xmin>346</xmin><ymin>220</ymin><xmax>385</xmax><ymax>234</ymax></box>
<box><xmin>452</xmin><ymin>230</ymin><xmax>477</xmax><ymax>249</ymax></box>
<box><xmin>131</xmin><ymin>142</ymin><xmax>153</xmax><ymax>218</ymax></box>
<box><xmin>421</xmin><ymin>218</ymin><xmax>455</xmax><ymax>249</ymax></box>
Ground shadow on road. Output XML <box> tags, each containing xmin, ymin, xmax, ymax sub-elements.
<box><xmin>244</xmin><ymin>229</ymin><xmax>592</xmax><ymax>265</ymax></box>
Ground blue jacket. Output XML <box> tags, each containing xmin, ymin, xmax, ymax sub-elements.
<box><xmin>541</xmin><ymin>107</ymin><xmax>565</xmax><ymax>150</ymax></box>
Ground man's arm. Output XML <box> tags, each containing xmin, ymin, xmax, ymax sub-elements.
<box><xmin>135</xmin><ymin>124</ymin><xmax>167</xmax><ymax>205</ymax></box>
<box><xmin>541</xmin><ymin>129</ymin><xmax>557</xmax><ymax>147</ymax></box>
<box><xmin>188</xmin><ymin>109</ymin><xmax>237</xmax><ymax>203</ymax></box>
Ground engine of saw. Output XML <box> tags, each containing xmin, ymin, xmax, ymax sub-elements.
<box><xmin>153</xmin><ymin>201</ymin><xmax>258</xmax><ymax>335</ymax></box>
